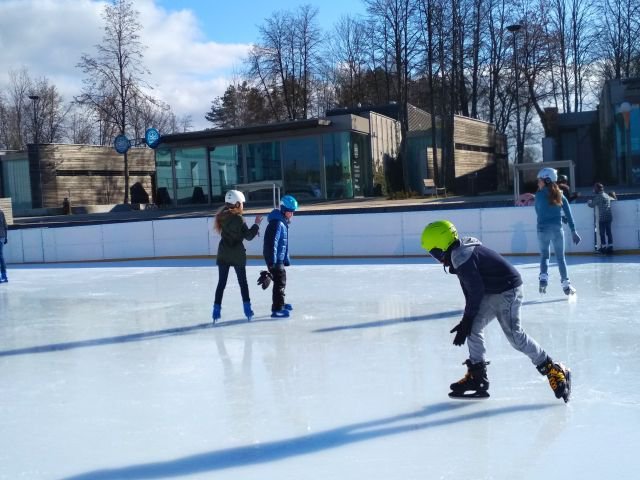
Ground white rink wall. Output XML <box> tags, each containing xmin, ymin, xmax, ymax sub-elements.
<box><xmin>4</xmin><ymin>200</ymin><xmax>639</xmax><ymax>264</ymax></box>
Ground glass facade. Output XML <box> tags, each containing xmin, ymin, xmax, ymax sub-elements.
<box><xmin>616</xmin><ymin>104</ymin><xmax>640</xmax><ymax>184</ymax></box>
<box><xmin>282</xmin><ymin>137</ymin><xmax>322</xmax><ymax>199</ymax></box>
<box><xmin>246</xmin><ymin>142</ymin><xmax>281</xmax><ymax>182</ymax></box>
<box><xmin>155</xmin><ymin>128</ymin><xmax>372</xmax><ymax>204</ymax></box>
<box><xmin>1</xmin><ymin>155</ymin><xmax>32</xmax><ymax>210</ymax></box>
<box><xmin>210</xmin><ymin>145</ymin><xmax>242</xmax><ymax>199</ymax></box>
<box><xmin>351</xmin><ymin>132</ymin><xmax>369</xmax><ymax>197</ymax></box>
<box><xmin>323</xmin><ymin>132</ymin><xmax>352</xmax><ymax>199</ymax></box>
<box><xmin>174</xmin><ymin>147</ymin><xmax>208</xmax><ymax>204</ymax></box>
<box><xmin>155</xmin><ymin>148</ymin><xmax>173</xmax><ymax>205</ymax></box>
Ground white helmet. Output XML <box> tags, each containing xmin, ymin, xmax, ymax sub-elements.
<box><xmin>537</xmin><ymin>167</ymin><xmax>558</xmax><ymax>183</ymax></box>
<box><xmin>225</xmin><ymin>189</ymin><xmax>245</xmax><ymax>205</ymax></box>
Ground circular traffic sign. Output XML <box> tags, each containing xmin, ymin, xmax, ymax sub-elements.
<box><xmin>114</xmin><ymin>134</ymin><xmax>131</xmax><ymax>154</ymax></box>
<box><xmin>145</xmin><ymin>128</ymin><xmax>160</xmax><ymax>149</ymax></box>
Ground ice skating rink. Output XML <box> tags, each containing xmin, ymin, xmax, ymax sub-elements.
<box><xmin>1</xmin><ymin>256</ymin><xmax>639</xmax><ymax>480</ymax></box>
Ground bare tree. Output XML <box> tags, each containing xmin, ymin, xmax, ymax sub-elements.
<box><xmin>596</xmin><ymin>0</ymin><xmax>640</xmax><ymax>79</ymax></box>
<box><xmin>5</xmin><ymin>68</ymin><xmax>30</xmax><ymax>149</ymax></box>
<box><xmin>365</xmin><ymin>0</ymin><xmax>420</xmax><ymax>191</ymax></box>
<box><xmin>34</xmin><ymin>79</ymin><xmax>69</xmax><ymax>144</ymax></box>
<box><xmin>76</xmin><ymin>0</ymin><xmax>152</xmax><ymax>203</ymax></box>
<box><xmin>66</xmin><ymin>103</ymin><xmax>96</xmax><ymax>145</ymax></box>
<box><xmin>331</xmin><ymin>15</ymin><xmax>369</xmax><ymax>106</ymax></box>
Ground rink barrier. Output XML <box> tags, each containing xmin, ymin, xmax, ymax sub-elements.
<box><xmin>3</xmin><ymin>200</ymin><xmax>639</xmax><ymax>264</ymax></box>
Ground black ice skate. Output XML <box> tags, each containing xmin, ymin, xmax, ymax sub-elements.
<box><xmin>539</xmin><ymin>273</ymin><xmax>548</xmax><ymax>294</ymax></box>
<box><xmin>537</xmin><ymin>358</ymin><xmax>571</xmax><ymax>403</ymax></box>
<box><xmin>448</xmin><ymin>360</ymin><xmax>490</xmax><ymax>399</ymax></box>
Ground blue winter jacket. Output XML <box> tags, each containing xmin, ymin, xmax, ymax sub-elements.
<box><xmin>263</xmin><ymin>208</ymin><xmax>290</xmax><ymax>266</ymax></box>
<box><xmin>535</xmin><ymin>187</ymin><xmax>576</xmax><ymax>231</ymax></box>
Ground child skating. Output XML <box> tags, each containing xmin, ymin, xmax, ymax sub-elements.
<box><xmin>535</xmin><ymin>167</ymin><xmax>581</xmax><ymax>295</ymax></box>
<box><xmin>421</xmin><ymin>220</ymin><xmax>571</xmax><ymax>402</ymax></box>
<box><xmin>588</xmin><ymin>182</ymin><xmax>616</xmax><ymax>254</ymax></box>
<box><xmin>212</xmin><ymin>190</ymin><xmax>263</xmax><ymax>323</ymax></box>
<box><xmin>0</xmin><ymin>207</ymin><xmax>7</xmax><ymax>283</ymax></box>
<box><xmin>263</xmin><ymin>195</ymin><xmax>298</xmax><ymax>318</ymax></box>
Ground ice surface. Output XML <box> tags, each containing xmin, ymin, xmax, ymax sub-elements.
<box><xmin>1</xmin><ymin>256</ymin><xmax>639</xmax><ymax>479</ymax></box>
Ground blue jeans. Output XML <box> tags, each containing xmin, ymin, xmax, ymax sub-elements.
<box><xmin>0</xmin><ymin>240</ymin><xmax>6</xmax><ymax>277</ymax></box>
<box><xmin>537</xmin><ymin>225</ymin><xmax>568</xmax><ymax>281</ymax></box>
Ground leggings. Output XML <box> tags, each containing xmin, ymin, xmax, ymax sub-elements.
<box><xmin>214</xmin><ymin>264</ymin><xmax>250</xmax><ymax>304</ymax></box>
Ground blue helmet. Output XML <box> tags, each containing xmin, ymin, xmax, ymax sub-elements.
<box><xmin>280</xmin><ymin>195</ymin><xmax>298</xmax><ymax>212</ymax></box>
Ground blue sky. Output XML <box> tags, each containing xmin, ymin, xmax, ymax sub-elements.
<box><xmin>156</xmin><ymin>0</ymin><xmax>367</xmax><ymax>43</ymax></box>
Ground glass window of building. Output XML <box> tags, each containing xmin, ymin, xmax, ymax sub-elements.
<box><xmin>282</xmin><ymin>137</ymin><xmax>322</xmax><ymax>199</ymax></box>
<box><xmin>210</xmin><ymin>145</ymin><xmax>242</xmax><ymax>199</ymax></box>
<box><xmin>2</xmin><ymin>155</ymin><xmax>33</xmax><ymax>210</ymax></box>
<box><xmin>351</xmin><ymin>132</ymin><xmax>369</xmax><ymax>197</ymax></box>
<box><xmin>155</xmin><ymin>148</ymin><xmax>173</xmax><ymax>205</ymax></box>
<box><xmin>246</xmin><ymin>142</ymin><xmax>281</xmax><ymax>182</ymax></box>
<box><xmin>322</xmin><ymin>132</ymin><xmax>352</xmax><ymax>199</ymax></box>
<box><xmin>175</xmin><ymin>147</ymin><xmax>208</xmax><ymax>204</ymax></box>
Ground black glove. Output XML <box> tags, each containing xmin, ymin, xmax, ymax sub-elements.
<box><xmin>284</xmin><ymin>259</ymin><xmax>290</xmax><ymax>267</ymax></box>
<box><xmin>3</xmin><ymin>238</ymin><xmax>6</xmax><ymax>245</ymax></box>
<box><xmin>257</xmin><ymin>270</ymin><xmax>272</xmax><ymax>290</ymax></box>
<box><xmin>572</xmin><ymin>231</ymin><xmax>581</xmax><ymax>245</ymax></box>
<box><xmin>450</xmin><ymin>320</ymin><xmax>472</xmax><ymax>346</ymax></box>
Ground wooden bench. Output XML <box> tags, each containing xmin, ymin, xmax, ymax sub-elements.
<box><xmin>423</xmin><ymin>178</ymin><xmax>447</xmax><ymax>198</ymax></box>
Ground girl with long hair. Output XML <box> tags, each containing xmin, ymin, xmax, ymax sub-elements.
<box><xmin>212</xmin><ymin>190</ymin><xmax>263</xmax><ymax>323</ymax></box>
<box><xmin>534</xmin><ymin>168</ymin><xmax>581</xmax><ymax>295</ymax></box>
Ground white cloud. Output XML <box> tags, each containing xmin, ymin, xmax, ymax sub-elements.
<box><xmin>0</xmin><ymin>0</ymin><xmax>251</xmax><ymax>130</ymax></box>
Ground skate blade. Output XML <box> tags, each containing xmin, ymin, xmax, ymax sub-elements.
<box><xmin>448</xmin><ymin>391</ymin><xmax>490</xmax><ymax>400</ymax></box>
<box><xmin>562</xmin><ymin>369</ymin><xmax>571</xmax><ymax>403</ymax></box>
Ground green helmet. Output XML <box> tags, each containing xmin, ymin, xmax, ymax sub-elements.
<box><xmin>421</xmin><ymin>220</ymin><xmax>458</xmax><ymax>255</ymax></box>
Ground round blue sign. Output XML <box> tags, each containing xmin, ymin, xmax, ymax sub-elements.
<box><xmin>145</xmin><ymin>128</ymin><xmax>160</xmax><ymax>149</ymax></box>
<box><xmin>114</xmin><ymin>134</ymin><xmax>130</xmax><ymax>154</ymax></box>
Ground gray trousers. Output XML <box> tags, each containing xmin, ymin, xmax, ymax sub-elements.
<box><xmin>467</xmin><ymin>286</ymin><xmax>547</xmax><ymax>367</ymax></box>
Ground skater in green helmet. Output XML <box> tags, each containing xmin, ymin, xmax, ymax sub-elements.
<box><xmin>421</xmin><ymin>220</ymin><xmax>571</xmax><ymax>402</ymax></box>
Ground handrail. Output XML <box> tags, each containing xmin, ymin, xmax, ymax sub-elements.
<box><xmin>234</xmin><ymin>180</ymin><xmax>283</xmax><ymax>208</ymax></box>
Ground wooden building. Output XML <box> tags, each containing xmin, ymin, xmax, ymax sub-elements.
<box><xmin>0</xmin><ymin>144</ymin><xmax>154</xmax><ymax>212</ymax></box>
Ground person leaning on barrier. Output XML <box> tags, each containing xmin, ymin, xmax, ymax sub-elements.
<box><xmin>0</xmin><ymin>208</ymin><xmax>8</xmax><ymax>283</ymax></box>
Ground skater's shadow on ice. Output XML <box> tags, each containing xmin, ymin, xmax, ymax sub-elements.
<box><xmin>314</xmin><ymin>299</ymin><xmax>566</xmax><ymax>333</ymax></box>
<box><xmin>62</xmin><ymin>402</ymin><xmax>555</xmax><ymax>480</ymax></box>
<box><xmin>0</xmin><ymin>323</ymin><xmax>212</xmax><ymax>358</ymax></box>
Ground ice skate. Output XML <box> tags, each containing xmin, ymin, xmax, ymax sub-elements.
<box><xmin>537</xmin><ymin>358</ymin><xmax>571</xmax><ymax>403</ymax></box>
<box><xmin>271</xmin><ymin>309</ymin><xmax>290</xmax><ymax>318</ymax></box>
<box><xmin>212</xmin><ymin>304</ymin><xmax>221</xmax><ymax>323</ymax></box>
<box><xmin>0</xmin><ymin>274</ymin><xmax>7</xmax><ymax>283</ymax></box>
<box><xmin>561</xmin><ymin>279</ymin><xmax>576</xmax><ymax>295</ymax></box>
<box><xmin>448</xmin><ymin>360</ymin><xmax>490</xmax><ymax>399</ymax></box>
<box><xmin>538</xmin><ymin>273</ymin><xmax>548</xmax><ymax>294</ymax></box>
<box><xmin>243</xmin><ymin>302</ymin><xmax>254</xmax><ymax>321</ymax></box>
<box><xmin>283</xmin><ymin>303</ymin><xmax>293</xmax><ymax>311</ymax></box>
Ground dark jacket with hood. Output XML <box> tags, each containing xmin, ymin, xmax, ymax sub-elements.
<box><xmin>216</xmin><ymin>208</ymin><xmax>259</xmax><ymax>266</ymax></box>
<box><xmin>448</xmin><ymin>237</ymin><xmax>523</xmax><ymax>325</ymax></box>
<box><xmin>263</xmin><ymin>208</ymin><xmax>290</xmax><ymax>266</ymax></box>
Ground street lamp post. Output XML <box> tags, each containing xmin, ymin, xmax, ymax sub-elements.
<box><xmin>28</xmin><ymin>94</ymin><xmax>41</xmax><ymax>207</ymax></box>
<box><xmin>507</xmin><ymin>23</ymin><xmax>522</xmax><ymax>164</ymax></box>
